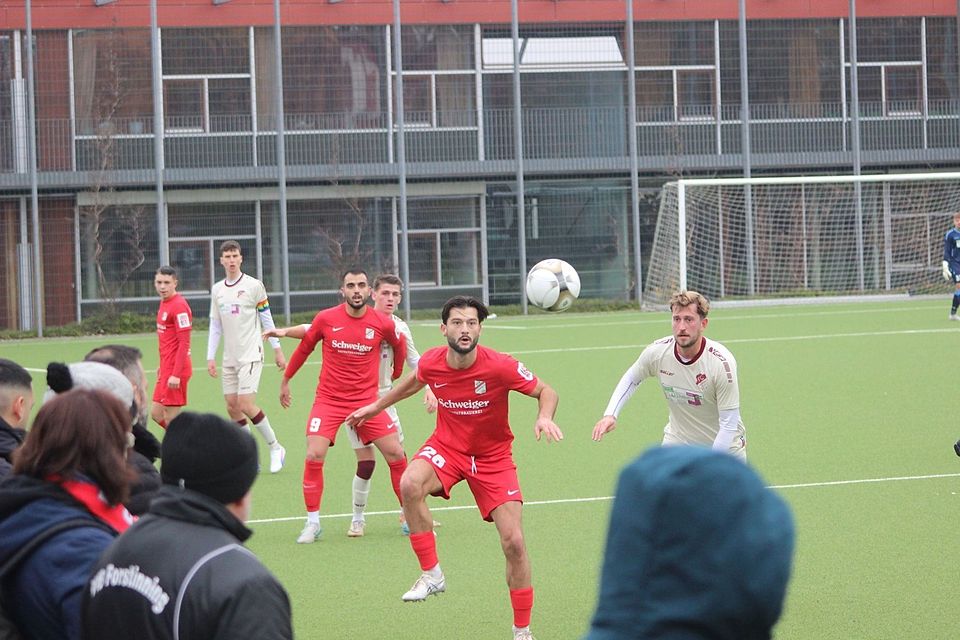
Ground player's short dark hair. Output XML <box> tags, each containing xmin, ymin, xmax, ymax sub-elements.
<box><xmin>340</xmin><ymin>268</ymin><xmax>368</xmax><ymax>284</ymax></box>
<box><xmin>219</xmin><ymin>240</ymin><xmax>242</xmax><ymax>256</ymax></box>
<box><xmin>156</xmin><ymin>265</ymin><xmax>177</xmax><ymax>279</ymax></box>
<box><xmin>373</xmin><ymin>274</ymin><xmax>403</xmax><ymax>291</ymax></box>
<box><xmin>0</xmin><ymin>358</ymin><xmax>32</xmax><ymax>392</ymax></box>
<box><xmin>84</xmin><ymin>345</ymin><xmax>144</xmax><ymax>385</ymax></box>
<box><xmin>441</xmin><ymin>296</ymin><xmax>489</xmax><ymax>324</ymax></box>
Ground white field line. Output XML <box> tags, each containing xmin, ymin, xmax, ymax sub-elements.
<box><xmin>246</xmin><ymin>472</ymin><xmax>960</xmax><ymax>525</ymax></box>
<box><xmin>20</xmin><ymin>326</ymin><xmax>947</xmax><ymax>374</ymax></box>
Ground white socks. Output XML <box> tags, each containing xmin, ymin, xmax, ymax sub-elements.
<box><xmin>254</xmin><ymin>414</ymin><xmax>279</xmax><ymax>446</ymax></box>
<box><xmin>352</xmin><ymin>475</ymin><xmax>371</xmax><ymax>521</ymax></box>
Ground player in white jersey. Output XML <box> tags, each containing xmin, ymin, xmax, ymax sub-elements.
<box><xmin>206</xmin><ymin>240</ymin><xmax>288</xmax><ymax>473</ymax></box>
<box><xmin>268</xmin><ymin>274</ymin><xmax>436</xmax><ymax>535</ymax></box>
<box><xmin>592</xmin><ymin>290</ymin><xmax>746</xmax><ymax>459</ymax></box>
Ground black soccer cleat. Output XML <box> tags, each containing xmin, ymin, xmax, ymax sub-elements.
<box><xmin>954</xmin><ymin>439</ymin><xmax>960</xmax><ymax>457</ymax></box>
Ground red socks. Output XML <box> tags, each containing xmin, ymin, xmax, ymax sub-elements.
<box><xmin>510</xmin><ymin>587</ymin><xmax>534</xmax><ymax>628</ymax></box>
<box><xmin>409</xmin><ymin>531</ymin><xmax>439</xmax><ymax>571</ymax></box>
<box><xmin>302</xmin><ymin>459</ymin><xmax>325</xmax><ymax>511</ymax></box>
<box><xmin>387</xmin><ymin>457</ymin><xmax>408</xmax><ymax>504</ymax></box>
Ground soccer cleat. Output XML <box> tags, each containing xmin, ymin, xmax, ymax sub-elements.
<box><xmin>269</xmin><ymin>444</ymin><xmax>286</xmax><ymax>473</ymax></box>
<box><xmin>401</xmin><ymin>572</ymin><xmax>445</xmax><ymax>602</ymax></box>
<box><xmin>950</xmin><ymin>314</ymin><xmax>960</xmax><ymax>321</ymax></box>
<box><xmin>347</xmin><ymin>520</ymin><xmax>365</xmax><ymax>537</ymax></box>
<box><xmin>296</xmin><ymin>522</ymin><xmax>321</xmax><ymax>544</ymax></box>
<box><xmin>400</xmin><ymin>517</ymin><xmax>441</xmax><ymax>536</ymax></box>
<box><xmin>513</xmin><ymin>627</ymin><xmax>536</xmax><ymax>640</ymax></box>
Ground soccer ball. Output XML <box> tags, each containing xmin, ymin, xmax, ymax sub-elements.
<box><xmin>526</xmin><ymin>259</ymin><xmax>581</xmax><ymax>312</ymax></box>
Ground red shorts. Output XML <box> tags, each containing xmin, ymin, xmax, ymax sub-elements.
<box><xmin>153</xmin><ymin>370</ymin><xmax>190</xmax><ymax>407</ymax></box>
<box><xmin>415</xmin><ymin>436</ymin><xmax>522</xmax><ymax>522</ymax></box>
<box><xmin>306</xmin><ymin>399</ymin><xmax>398</xmax><ymax>446</ymax></box>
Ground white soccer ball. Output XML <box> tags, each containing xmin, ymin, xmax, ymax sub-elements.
<box><xmin>526</xmin><ymin>259</ymin><xmax>581</xmax><ymax>312</ymax></box>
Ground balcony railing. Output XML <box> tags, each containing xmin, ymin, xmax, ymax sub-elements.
<box><xmin>3</xmin><ymin>101</ymin><xmax>960</xmax><ymax>186</ymax></box>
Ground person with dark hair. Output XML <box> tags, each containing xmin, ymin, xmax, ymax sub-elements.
<box><xmin>84</xmin><ymin>346</ymin><xmax>163</xmax><ymax>515</ymax></box>
<box><xmin>269</xmin><ymin>272</ymin><xmax>437</xmax><ymax>536</ymax></box>
<box><xmin>0</xmin><ymin>358</ymin><xmax>33</xmax><ymax>482</ymax></box>
<box><xmin>584</xmin><ymin>446</ymin><xmax>795</xmax><ymax>640</ymax></box>
<box><xmin>347</xmin><ymin>295</ymin><xmax>563</xmax><ymax>640</ymax></box>
<box><xmin>81</xmin><ymin>412</ymin><xmax>293</xmax><ymax>640</ymax></box>
<box><xmin>0</xmin><ymin>388</ymin><xmax>135</xmax><ymax>640</ymax></box>
<box><xmin>206</xmin><ymin>240</ymin><xmax>287</xmax><ymax>474</ymax></box>
<box><xmin>152</xmin><ymin>265</ymin><xmax>193</xmax><ymax>428</ymax></box>
<box><xmin>271</xmin><ymin>268</ymin><xmax>408</xmax><ymax>544</ymax></box>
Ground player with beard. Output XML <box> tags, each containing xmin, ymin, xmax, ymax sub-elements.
<box><xmin>591</xmin><ymin>290</ymin><xmax>747</xmax><ymax>459</ymax></box>
<box><xmin>347</xmin><ymin>295</ymin><xmax>562</xmax><ymax>640</ymax></box>
<box><xmin>276</xmin><ymin>269</ymin><xmax>407</xmax><ymax>544</ymax></box>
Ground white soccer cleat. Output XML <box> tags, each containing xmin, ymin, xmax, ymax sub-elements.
<box><xmin>513</xmin><ymin>627</ymin><xmax>536</xmax><ymax>640</ymax></box>
<box><xmin>347</xmin><ymin>520</ymin><xmax>365</xmax><ymax>537</ymax></box>
<box><xmin>296</xmin><ymin>522</ymin><xmax>321</xmax><ymax>544</ymax></box>
<box><xmin>950</xmin><ymin>314</ymin><xmax>960</xmax><ymax>321</ymax></box>
<box><xmin>269</xmin><ymin>444</ymin><xmax>286</xmax><ymax>473</ymax></box>
<box><xmin>401</xmin><ymin>572</ymin><xmax>445</xmax><ymax>602</ymax></box>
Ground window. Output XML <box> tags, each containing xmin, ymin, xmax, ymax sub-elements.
<box><xmin>394</xmin><ymin>73</ymin><xmax>476</xmax><ymax>128</ymax></box>
<box><xmin>482</xmin><ymin>35</ymin><xmax>624</xmax><ymax>71</ymax></box>
<box><xmin>164</xmin><ymin>80</ymin><xmax>204</xmax><ymax>132</ymax></box>
<box><xmin>677</xmin><ymin>69</ymin><xmax>715</xmax><ymax>120</ymax></box>
<box><xmin>886</xmin><ymin>65</ymin><xmax>922</xmax><ymax>115</ymax></box>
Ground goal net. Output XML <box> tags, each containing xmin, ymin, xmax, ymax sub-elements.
<box><xmin>643</xmin><ymin>173</ymin><xmax>960</xmax><ymax>307</ymax></box>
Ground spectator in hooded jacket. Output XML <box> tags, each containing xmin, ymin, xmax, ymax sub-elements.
<box><xmin>0</xmin><ymin>386</ymin><xmax>135</xmax><ymax>640</ymax></box>
<box><xmin>81</xmin><ymin>412</ymin><xmax>292</xmax><ymax>640</ymax></box>
<box><xmin>584</xmin><ymin>446</ymin><xmax>795</xmax><ymax>640</ymax></box>
<box><xmin>0</xmin><ymin>358</ymin><xmax>33</xmax><ymax>482</ymax></box>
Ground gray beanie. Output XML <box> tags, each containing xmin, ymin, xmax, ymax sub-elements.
<box><xmin>44</xmin><ymin>361</ymin><xmax>134</xmax><ymax>412</ymax></box>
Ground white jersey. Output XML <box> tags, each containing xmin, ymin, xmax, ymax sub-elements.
<box><xmin>606</xmin><ymin>335</ymin><xmax>745</xmax><ymax>450</ymax></box>
<box><xmin>209</xmin><ymin>274</ymin><xmax>275</xmax><ymax>366</ymax></box>
<box><xmin>378</xmin><ymin>315</ymin><xmax>420</xmax><ymax>395</ymax></box>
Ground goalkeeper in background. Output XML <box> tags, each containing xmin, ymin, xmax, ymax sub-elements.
<box><xmin>943</xmin><ymin>212</ymin><xmax>960</xmax><ymax>321</ymax></box>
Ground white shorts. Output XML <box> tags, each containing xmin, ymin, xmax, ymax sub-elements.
<box><xmin>221</xmin><ymin>361</ymin><xmax>263</xmax><ymax>396</ymax></box>
<box><xmin>346</xmin><ymin>405</ymin><xmax>404</xmax><ymax>450</ymax></box>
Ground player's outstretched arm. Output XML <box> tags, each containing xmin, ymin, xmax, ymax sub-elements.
<box><xmin>592</xmin><ymin>416</ymin><xmax>617</xmax><ymax>441</ymax></box>
<box><xmin>347</xmin><ymin>373</ymin><xmax>425</xmax><ymax>427</ymax></box>
<box><xmin>528</xmin><ymin>381</ymin><xmax>563</xmax><ymax>443</ymax></box>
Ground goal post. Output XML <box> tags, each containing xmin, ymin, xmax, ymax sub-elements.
<box><xmin>643</xmin><ymin>172</ymin><xmax>960</xmax><ymax>307</ymax></box>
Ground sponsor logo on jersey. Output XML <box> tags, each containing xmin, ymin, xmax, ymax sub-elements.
<box><xmin>230</xmin><ymin>304</ymin><xmax>240</xmax><ymax>315</ymax></box>
<box><xmin>161</xmin><ymin>312</ymin><xmax>168</xmax><ymax>321</ymax></box>
<box><xmin>517</xmin><ymin>362</ymin><xmax>534</xmax><ymax>381</ymax></box>
<box><xmin>365</xmin><ymin>328</ymin><xmax>375</xmax><ymax>340</ymax></box>
<box><xmin>332</xmin><ymin>339</ymin><xmax>374</xmax><ymax>353</ymax></box>
<box><xmin>708</xmin><ymin>347</ymin><xmax>727</xmax><ymax>362</ymax></box>
<box><xmin>661</xmin><ymin>384</ymin><xmax>703</xmax><ymax>407</ymax></box>
<box><xmin>695</xmin><ymin>373</ymin><xmax>707</xmax><ymax>386</ymax></box>
<box><xmin>474</xmin><ymin>380</ymin><xmax>487</xmax><ymax>394</ymax></box>
<box><xmin>437</xmin><ymin>398</ymin><xmax>491</xmax><ymax>411</ymax></box>
<box><xmin>332</xmin><ymin>326</ymin><xmax>344</xmax><ymax>332</ymax></box>
<box><xmin>659</xmin><ymin>369</ymin><xmax>674</xmax><ymax>376</ymax></box>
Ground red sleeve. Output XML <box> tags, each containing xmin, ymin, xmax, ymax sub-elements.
<box><xmin>386</xmin><ymin>317</ymin><xmax>407</xmax><ymax>380</ymax></box>
<box><xmin>284</xmin><ymin>313</ymin><xmax>323</xmax><ymax>379</ymax></box>
<box><xmin>504</xmin><ymin>354</ymin><xmax>538</xmax><ymax>395</ymax></box>
<box><xmin>174</xmin><ymin>301</ymin><xmax>192</xmax><ymax>375</ymax></box>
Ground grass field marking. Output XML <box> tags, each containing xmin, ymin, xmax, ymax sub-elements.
<box><xmin>769</xmin><ymin>472</ymin><xmax>960</xmax><ymax>490</ymax></box>
<box><xmin>246</xmin><ymin>472</ymin><xmax>960</xmax><ymax>525</ymax></box>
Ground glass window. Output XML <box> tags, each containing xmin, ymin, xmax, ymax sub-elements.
<box><xmin>162</xmin><ymin>28</ymin><xmax>249</xmax><ymax>75</ymax></box>
<box><xmin>635</xmin><ymin>70</ymin><xmax>674</xmax><ymax>121</ymax></box>
<box><xmin>164</xmin><ymin>80</ymin><xmax>204</xmax><ymax>131</ymax></box>
<box><xmin>852</xmin><ymin>18</ymin><xmax>922</xmax><ymax>63</ymax></box>
<box><xmin>483</xmin><ymin>35</ymin><xmax>624</xmax><ymax>70</ymax></box>
<box><xmin>396</xmin><ymin>75</ymin><xmax>433</xmax><ymax>125</ymax></box>
<box><xmin>440</xmin><ymin>232</ymin><xmax>480</xmax><ymax>285</ymax></box>
<box><xmin>677</xmin><ymin>69</ymin><xmax>714</xmax><ymax>120</ymax></box>
<box><xmin>402</xmin><ymin>25</ymin><xmax>474</xmax><ymax>71</ymax></box>
<box><xmin>926</xmin><ymin>18</ymin><xmax>959</xmax><ymax>103</ymax></box>
<box><xmin>407</xmin><ymin>233</ymin><xmax>439</xmax><ymax>286</ymax></box>
<box><xmin>885</xmin><ymin>65</ymin><xmax>922</xmax><ymax>115</ymax></box>
<box><xmin>79</xmin><ymin>205</ymin><xmax>157</xmax><ymax>300</ymax></box>
<box><xmin>209</xmin><ymin>78</ymin><xmax>252</xmax><ymax>132</ymax></box>
<box><xmin>169</xmin><ymin>240</ymin><xmax>212</xmax><ymax>293</ymax></box>
<box><xmin>635</xmin><ymin>21</ymin><xmax>714</xmax><ymax>67</ymax></box>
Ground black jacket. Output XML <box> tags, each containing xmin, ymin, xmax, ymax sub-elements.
<box><xmin>81</xmin><ymin>486</ymin><xmax>292</xmax><ymax>640</ymax></box>
<box><xmin>0</xmin><ymin>416</ymin><xmax>25</xmax><ymax>483</ymax></box>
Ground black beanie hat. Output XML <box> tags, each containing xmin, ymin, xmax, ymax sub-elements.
<box><xmin>161</xmin><ymin>412</ymin><xmax>258</xmax><ymax>505</ymax></box>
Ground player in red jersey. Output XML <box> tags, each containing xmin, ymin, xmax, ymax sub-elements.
<box><xmin>151</xmin><ymin>265</ymin><xmax>193</xmax><ymax>429</ymax></box>
<box><xmin>274</xmin><ymin>269</ymin><xmax>408</xmax><ymax>544</ymax></box>
<box><xmin>347</xmin><ymin>295</ymin><xmax>563</xmax><ymax>640</ymax></box>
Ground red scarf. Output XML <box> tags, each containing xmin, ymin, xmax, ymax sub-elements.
<box><xmin>49</xmin><ymin>476</ymin><xmax>134</xmax><ymax>533</ymax></box>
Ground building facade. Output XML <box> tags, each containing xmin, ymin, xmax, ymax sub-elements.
<box><xmin>1</xmin><ymin>0</ymin><xmax>958</xmax><ymax>328</ymax></box>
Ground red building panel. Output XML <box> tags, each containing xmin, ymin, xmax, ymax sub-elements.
<box><xmin>1</xmin><ymin>0</ymin><xmax>957</xmax><ymax>30</ymax></box>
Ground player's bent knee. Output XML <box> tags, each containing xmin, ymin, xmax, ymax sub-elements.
<box><xmin>399</xmin><ymin>474</ymin><xmax>428</xmax><ymax>503</ymax></box>
<box><xmin>499</xmin><ymin>529</ymin><xmax>527</xmax><ymax>559</ymax></box>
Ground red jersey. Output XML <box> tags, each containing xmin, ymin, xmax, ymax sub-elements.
<box><xmin>285</xmin><ymin>304</ymin><xmax>406</xmax><ymax>403</ymax></box>
<box><xmin>416</xmin><ymin>344</ymin><xmax>538</xmax><ymax>457</ymax></box>
<box><xmin>156</xmin><ymin>294</ymin><xmax>193</xmax><ymax>376</ymax></box>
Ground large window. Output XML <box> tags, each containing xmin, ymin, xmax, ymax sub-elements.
<box><xmin>404</xmin><ymin>198</ymin><xmax>481</xmax><ymax>288</ymax></box>
<box><xmin>845</xmin><ymin>18</ymin><xmax>924</xmax><ymax>117</ymax></box>
<box><xmin>161</xmin><ymin>28</ymin><xmax>251</xmax><ymax>133</ymax></box>
<box><xmin>634</xmin><ymin>22</ymin><xmax>716</xmax><ymax>121</ymax></box>
<box><xmin>397</xmin><ymin>26</ymin><xmax>476</xmax><ymax>129</ymax></box>
<box><xmin>72</xmin><ymin>29</ymin><xmax>152</xmax><ymax>136</ymax></box>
